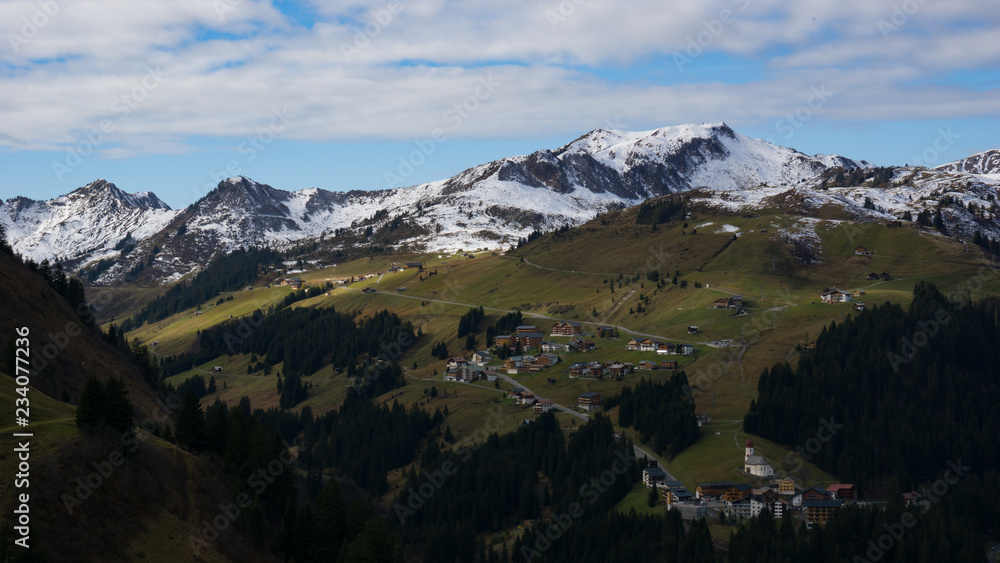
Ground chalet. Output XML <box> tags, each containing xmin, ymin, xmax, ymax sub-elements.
<box><xmin>853</xmin><ymin>289</ymin><xmax>866</xmax><ymax>297</ymax></box>
<box><xmin>695</xmin><ymin>414</ymin><xmax>711</xmax><ymax>426</ymax></box>
<box><xmin>597</xmin><ymin>326</ymin><xmax>615</xmax><ymax>338</ymax></box>
<box><xmin>212</xmin><ymin>366</ymin><xmax>223</xmax><ymax>373</ymax></box>
<box><xmin>657</xmin><ymin>342</ymin><xmax>677</xmax><ymax>355</ymax></box>
<box><xmin>403</xmin><ymin>262</ymin><xmax>423</xmax><ymax>269</ymax></box>
<box><xmin>480</xmin><ymin>370</ymin><xmax>500</xmax><ymax>382</ymax></box>
<box><xmin>711</xmin><ymin>297</ymin><xmax>734</xmax><ymax>309</ymax></box>
<box><xmin>639</xmin><ymin>339</ymin><xmax>659</xmax><ymax>352</ymax></box>
<box><xmin>517</xmin><ymin>392</ymin><xmax>536</xmax><ymax>406</ymax></box>
<box><xmin>722</xmin><ymin>483</ymin><xmax>753</xmax><ymax>503</ymax></box>
<box><xmin>568</xmin><ymin>362</ymin><xmax>586</xmax><ymax>378</ymax></box>
<box><xmin>540</xmin><ymin>341</ymin><xmax>563</xmax><ymax>353</ymax></box>
<box><xmin>777</xmin><ymin>478</ymin><xmax>796</xmax><ymax>495</ymax></box>
<box><xmin>826</xmin><ymin>484</ymin><xmax>856</xmax><ymax>503</ymax></box>
<box><xmin>792</xmin><ymin>487</ymin><xmax>831</xmax><ymax>507</ymax></box>
<box><xmin>821</xmin><ymin>287</ymin><xmax>851</xmax><ymax>303</ymax></box>
<box><xmin>534</xmin><ymin>353</ymin><xmax>560</xmax><ymax>367</ymax></box>
<box><xmin>447</xmin><ymin>357</ymin><xmax>468</xmax><ymax>369</ymax></box>
<box><xmin>505</xmin><ymin>357</ymin><xmax>529</xmax><ymax>375</ymax></box>
<box><xmin>578</xmin><ymin>392</ymin><xmax>601</xmax><ymax>411</ymax></box>
<box><xmin>550</xmin><ymin>321</ymin><xmax>583</xmax><ymax>336</ymax></box>
<box><xmin>855</xmin><ymin>247</ymin><xmax>873</xmax><ymax>255</ymax></box>
<box><xmin>570</xmin><ymin>338</ymin><xmax>596</xmax><ymax>352</ymax></box>
<box><xmin>853</xmin><ymin>302</ymin><xmax>866</xmax><ymax>311</ymax></box>
<box><xmin>687</xmin><ymin>326</ymin><xmax>698</xmax><ymax>334</ymax></box>
<box><xmin>660</xmin><ymin>360</ymin><xmax>679</xmax><ymax>370</ymax></box>
<box><xmin>642</xmin><ymin>466</ymin><xmax>667</xmax><ymax>487</ymax></box>
<box><xmin>508</xmin><ymin>388</ymin><xmax>526</xmax><ymax>399</ymax></box>
<box><xmin>470</xmin><ymin>351</ymin><xmax>492</xmax><ymax>365</ymax></box>
<box><xmin>802</xmin><ymin>499</ymin><xmax>843</xmax><ymax>527</ymax></box>
<box><xmin>518</xmin><ymin>332</ymin><xmax>544</xmax><ymax>350</ymax></box>
<box><xmin>533</xmin><ymin>399</ymin><xmax>554</xmax><ymax>414</ymax></box>
<box><xmin>194</xmin><ymin>311</ymin><xmax>203</xmax><ymax>316</ymax></box>
<box><xmin>879</xmin><ymin>272</ymin><xmax>891</xmax><ymax>281</ymax></box>
<box><xmin>625</xmin><ymin>337</ymin><xmax>641</xmax><ymax>350</ymax></box>
<box><xmin>678</xmin><ymin>344</ymin><xmax>696</xmax><ymax>355</ymax></box>
<box><xmin>444</xmin><ymin>367</ymin><xmax>470</xmax><ymax>382</ymax></box>
<box><xmin>494</xmin><ymin>334</ymin><xmax>515</xmax><ymax>347</ymax></box>
<box><xmin>585</xmin><ymin>362</ymin><xmax>604</xmax><ymax>377</ymax></box>
<box><xmin>724</xmin><ymin>498</ymin><xmax>752</xmax><ymax>520</ymax></box>
<box><xmin>637</xmin><ymin>360</ymin><xmax>658</xmax><ymax>371</ymax></box>
<box><xmin>361</xmin><ymin>287</ymin><xmax>377</xmax><ymax>294</ymax></box>
<box><xmin>515</xmin><ymin>325</ymin><xmax>541</xmax><ymax>336</ymax></box>
<box><xmin>664</xmin><ymin>487</ymin><xmax>694</xmax><ymax>504</ymax></box>
<box><xmin>695</xmin><ymin>482</ymin><xmax>736</xmax><ymax>500</ymax></box>
<box><xmin>606</xmin><ymin>363</ymin><xmax>631</xmax><ymax>378</ymax></box>
<box><xmin>866</xmin><ymin>272</ymin><xmax>879</xmax><ymax>280</ymax></box>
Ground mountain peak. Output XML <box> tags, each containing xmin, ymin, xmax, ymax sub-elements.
<box><xmin>69</xmin><ymin>179</ymin><xmax>171</xmax><ymax>210</ymax></box>
<box><xmin>936</xmin><ymin>149</ymin><xmax>1000</xmax><ymax>175</ymax></box>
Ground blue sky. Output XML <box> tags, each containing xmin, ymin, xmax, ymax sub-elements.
<box><xmin>1</xmin><ymin>0</ymin><xmax>997</xmax><ymax>209</ymax></box>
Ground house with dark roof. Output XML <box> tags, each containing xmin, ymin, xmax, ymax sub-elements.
<box><xmin>578</xmin><ymin>392</ymin><xmax>601</xmax><ymax>411</ymax></box>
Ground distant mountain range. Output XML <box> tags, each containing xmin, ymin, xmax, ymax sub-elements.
<box><xmin>2</xmin><ymin>123</ymin><xmax>997</xmax><ymax>285</ymax></box>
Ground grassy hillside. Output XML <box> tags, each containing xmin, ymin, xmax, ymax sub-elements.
<box><xmin>123</xmin><ymin>204</ymin><xmax>1000</xmax><ymax>500</ymax></box>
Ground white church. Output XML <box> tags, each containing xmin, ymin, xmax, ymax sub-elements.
<box><xmin>744</xmin><ymin>438</ymin><xmax>774</xmax><ymax>477</ymax></box>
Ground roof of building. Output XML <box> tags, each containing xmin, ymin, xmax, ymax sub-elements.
<box><xmin>578</xmin><ymin>391</ymin><xmax>601</xmax><ymax>398</ymax></box>
<box><xmin>643</xmin><ymin>466</ymin><xmax>667</xmax><ymax>477</ymax></box>
<box><xmin>745</xmin><ymin>438</ymin><xmax>754</xmax><ymax>448</ymax></box>
<box><xmin>697</xmin><ymin>481</ymin><xmax>736</xmax><ymax>488</ymax></box>
<box><xmin>745</xmin><ymin>455</ymin><xmax>770</xmax><ymax>466</ymax></box>
<box><xmin>802</xmin><ymin>500</ymin><xmax>844</xmax><ymax>508</ymax></box>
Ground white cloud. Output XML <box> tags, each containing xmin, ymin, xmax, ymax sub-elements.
<box><xmin>0</xmin><ymin>0</ymin><xmax>996</xmax><ymax>155</ymax></box>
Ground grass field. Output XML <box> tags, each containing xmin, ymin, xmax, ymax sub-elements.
<box><xmin>121</xmin><ymin>205</ymin><xmax>1000</xmax><ymax>504</ymax></box>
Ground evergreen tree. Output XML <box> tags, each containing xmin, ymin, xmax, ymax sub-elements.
<box><xmin>75</xmin><ymin>378</ymin><xmax>105</xmax><ymax>431</ymax></box>
<box><xmin>174</xmin><ymin>391</ymin><xmax>207</xmax><ymax>451</ymax></box>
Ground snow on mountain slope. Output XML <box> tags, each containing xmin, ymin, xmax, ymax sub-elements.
<box><xmin>936</xmin><ymin>149</ymin><xmax>1000</xmax><ymax>175</ymax></box>
<box><xmin>0</xmin><ymin>179</ymin><xmax>179</xmax><ymax>267</ymax></box>
<box><xmin>10</xmin><ymin>122</ymin><xmax>997</xmax><ymax>285</ymax></box>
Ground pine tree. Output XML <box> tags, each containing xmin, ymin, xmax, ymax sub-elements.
<box><xmin>75</xmin><ymin>377</ymin><xmax>105</xmax><ymax>431</ymax></box>
<box><xmin>174</xmin><ymin>391</ymin><xmax>207</xmax><ymax>450</ymax></box>
<box><xmin>103</xmin><ymin>378</ymin><xmax>134</xmax><ymax>435</ymax></box>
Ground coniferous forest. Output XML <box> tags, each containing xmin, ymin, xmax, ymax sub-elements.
<box><xmin>741</xmin><ymin>282</ymin><xmax>1000</xmax><ymax>560</ymax></box>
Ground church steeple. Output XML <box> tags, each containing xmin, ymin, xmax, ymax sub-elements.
<box><xmin>745</xmin><ymin>438</ymin><xmax>754</xmax><ymax>461</ymax></box>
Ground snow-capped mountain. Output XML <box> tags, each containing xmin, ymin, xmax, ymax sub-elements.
<box><xmin>0</xmin><ymin>179</ymin><xmax>178</xmax><ymax>269</ymax></box>
<box><xmin>4</xmin><ymin>122</ymin><xmax>996</xmax><ymax>285</ymax></box>
<box><xmin>936</xmin><ymin>150</ymin><xmax>1000</xmax><ymax>175</ymax></box>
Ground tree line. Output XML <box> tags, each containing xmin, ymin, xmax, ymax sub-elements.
<box><xmin>605</xmin><ymin>373</ymin><xmax>700</xmax><ymax>459</ymax></box>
